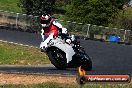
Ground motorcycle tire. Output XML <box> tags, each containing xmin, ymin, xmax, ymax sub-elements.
<box><xmin>79</xmin><ymin>54</ymin><xmax>92</xmax><ymax>71</ymax></box>
<box><xmin>81</xmin><ymin>59</ymin><xmax>92</xmax><ymax>71</ymax></box>
<box><xmin>47</xmin><ymin>48</ymin><xmax>67</xmax><ymax>70</ymax></box>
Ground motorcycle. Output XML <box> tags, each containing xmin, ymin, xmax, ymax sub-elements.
<box><xmin>41</xmin><ymin>34</ymin><xmax>92</xmax><ymax>71</ymax></box>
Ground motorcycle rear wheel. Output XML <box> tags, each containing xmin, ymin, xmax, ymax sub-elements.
<box><xmin>81</xmin><ymin>59</ymin><xmax>92</xmax><ymax>71</ymax></box>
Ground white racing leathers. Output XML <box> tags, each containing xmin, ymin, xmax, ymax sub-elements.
<box><xmin>52</xmin><ymin>21</ymin><xmax>67</xmax><ymax>34</ymax></box>
<box><xmin>40</xmin><ymin>32</ymin><xmax>54</xmax><ymax>49</ymax></box>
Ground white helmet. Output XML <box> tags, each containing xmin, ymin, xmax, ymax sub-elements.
<box><xmin>40</xmin><ymin>14</ymin><xmax>53</xmax><ymax>27</ymax></box>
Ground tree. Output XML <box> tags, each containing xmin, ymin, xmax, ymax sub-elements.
<box><xmin>54</xmin><ymin>0</ymin><xmax>70</xmax><ymax>14</ymax></box>
<box><xmin>18</xmin><ymin>0</ymin><xmax>55</xmax><ymax>16</ymax></box>
<box><xmin>65</xmin><ymin>0</ymin><xmax>125</xmax><ymax>26</ymax></box>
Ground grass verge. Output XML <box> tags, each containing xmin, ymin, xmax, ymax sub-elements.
<box><xmin>0</xmin><ymin>0</ymin><xmax>22</xmax><ymax>12</ymax></box>
<box><xmin>0</xmin><ymin>41</ymin><xmax>50</xmax><ymax>65</ymax></box>
<box><xmin>0</xmin><ymin>82</ymin><xmax>132</xmax><ymax>88</ymax></box>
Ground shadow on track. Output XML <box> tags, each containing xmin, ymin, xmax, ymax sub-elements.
<box><xmin>0</xmin><ymin>64</ymin><xmax>132</xmax><ymax>77</ymax></box>
<box><xmin>0</xmin><ymin>65</ymin><xmax>78</xmax><ymax>76</ymax></box>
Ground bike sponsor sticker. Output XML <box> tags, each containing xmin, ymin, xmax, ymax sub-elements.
<box><xmin>77</xmin><ymin>66</ymin><xmax>131</xmax><ymax>84</ymax></box>
<box><xmin>84</xmin><ymin>75</ymin><xmax>130</xmax><ymax>82</ymax></box>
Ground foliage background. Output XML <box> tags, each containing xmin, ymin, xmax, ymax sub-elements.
<box><xmin>0</xmin><ymin>0</ymin><xmax>132</xmax><ymax>30</ymax></box>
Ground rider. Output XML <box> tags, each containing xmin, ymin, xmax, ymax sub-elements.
<box><xmin>39</xmin><ymin>14</ymin><xmax>68</xmax><ymax>49</ymax></box>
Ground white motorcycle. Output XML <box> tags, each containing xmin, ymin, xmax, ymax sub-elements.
<box><xmin>41</xmin><ymin>34</ymin><xmax>92</xmax><ymax>71</ymax></box>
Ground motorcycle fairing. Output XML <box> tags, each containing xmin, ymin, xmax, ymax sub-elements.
<box><xmin>50</xmin><ymin>38</ymin><xmax>75</xmax><ymax>63</ymax></box>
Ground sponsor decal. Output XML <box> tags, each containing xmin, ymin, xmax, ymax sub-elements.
<box><xmin>77</xmin><ymin>66</ymin><xmax>131</xmax><ymax>85</ymax></box>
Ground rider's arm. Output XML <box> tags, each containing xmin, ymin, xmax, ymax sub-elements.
<box><xmin>40</xmin><ymin>32</ymin><xmax>54</xmax><ymax>48</ymax></box>
<box><xmin>53</xmin><ymin>21</ymin><xmax>67</xmax><ymax>34</ymax></box>
<box><xmin>41</xmin><ymin>29</ymin><xmax>45</xmax><ymax>41</ymax></box>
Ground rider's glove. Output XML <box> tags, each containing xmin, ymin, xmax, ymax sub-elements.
<box><xmin>62</xmin><ymin>28</ymin><xmax>67</xmax><ymax>34</ymax></box>
<box><xmin>66</xmin><ymin>39</ymin><xmax>72</xmax><ymax>44</ymax></box>
<box><xmin>40</xmin><ymin>42</ymin><xmax>47</xmax><ymax>49</ymax></box>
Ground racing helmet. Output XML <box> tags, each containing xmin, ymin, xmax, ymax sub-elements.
<box><xmin>40</xmin><ymin>14</ymin><xmax>53</xmax><ymax>27</ymax></box>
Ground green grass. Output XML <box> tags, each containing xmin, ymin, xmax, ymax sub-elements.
<box><xmin>0</xmin><ymin>42</ymin><xmax>50</xmax><ymax>65</ymax></box>
<box><xmin>0</xmin><ymin>0</ymin><xmax>22</xmax><ymax>12</ymax></box>
<box><xmin>0</xmin><ymin>82</ymin><xmax>132</xmax><ymax>88</ymax></box>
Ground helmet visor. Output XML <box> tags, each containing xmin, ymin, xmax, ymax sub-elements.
<box><xmin>41</xmin><ymin>17</ymin><xmax>51</xmax><ymax>24</ymax></box>
<box><xmin>41</xmin><ymin>20</ymin><xmax>48</xmax><ymax>24</ymax></box>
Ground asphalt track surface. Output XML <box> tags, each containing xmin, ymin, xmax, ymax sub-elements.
<box><xmin>0</xmin><ymin>29</ymin><xmax>132</xmax><ymax>76</ymax></box>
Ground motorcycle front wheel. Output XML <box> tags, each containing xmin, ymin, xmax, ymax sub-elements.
<box><xmin>47</xmin><ymin>48</ymin><xmax>67</xmax><ymax>70</ymax></box>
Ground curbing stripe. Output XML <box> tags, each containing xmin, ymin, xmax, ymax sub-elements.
<box><xmin>0</xmin><ymin>40</ymin><xmax>39</xmax><ymax>49</ymax></box>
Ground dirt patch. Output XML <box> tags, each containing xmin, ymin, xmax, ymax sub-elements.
<box><xmin>0</xmin><ymin>73</ymin><xmax>76</xmax><ymax>85</ymax></box>
<box><xmin>0</xmin><ymin>73</ymin><xmax>131</xmax><ymax>85</ymax></box>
